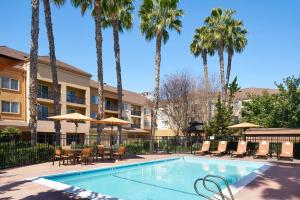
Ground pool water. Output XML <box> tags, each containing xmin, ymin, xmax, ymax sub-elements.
<box><xmin>45</xmin><ymin>157</ymin><xmax>265</xmax><ymax>200</ymax></box>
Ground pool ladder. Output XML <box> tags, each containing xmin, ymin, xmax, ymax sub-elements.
<box><xmin>194</xmin><ymin>175</ymin><xmax>235</xmax><ymax>200</ymax></box>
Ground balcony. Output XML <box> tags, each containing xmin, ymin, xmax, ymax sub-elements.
<box><xmin>131</xmin><ymin>124</ymin><xmax>141</xmax><ymax>129</ymax></box>
<box><xmin>67</xmin><ymin>94</ymin><xmax>85</xmax><ymax>104</ymax></box>
<box><xmin>37</xmin><ymin>112</ymin><xmax>55</xmax><ymax>121</ymax></box>
<box><xmin>131</xmin><ymin>110</ymin><xmax>141</xmax><ymax>116</ymax></box>
<box><xmin>37</xmin><ymin>90</ymin><xmax>54</xmax><ymax>100</ymax></box>
<box><xmin>105</xmin><ymin>104</ymin><xmax>118</xmax><ymax>111</ymax></box>
<box><xmin>144</xmin><ymin>121</ymin><xmax>150</xmax><ymax>128</ymax></box>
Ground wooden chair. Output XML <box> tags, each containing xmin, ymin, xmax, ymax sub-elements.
<box><xmin>279</xmin><ymin>142</ymin><xmax>293</xmax><ymax>161</ymax></box>
<box><xmin>80</xmin><ymin>147</ymin><xmax>93</xmax><ymax>165</ymax></box>
<box><xmin>231</xmin><ymin>141</ymin><xmax>248</xmax><ymax>157</ymax></box>
<box><xmin>96</xmin><ymin>145</ymin><xmax>105</xmax><ymax>161</ymax></box>
<box><xmin>254</xmin><ymin>141</ymin><xmax>269</xmax><ymax>159</ymax></box>
<box><xmin>195</xmin><ymin>141</ymin><xmax>210</xmax><ymax>155</ymax></box>
<box><xmin>211</xmin><ymin>141</ymin><xmax>227</xmax><ymax>156</ymax></box>
<box><xmin>52</xmin><ymin>149</ymin><xmax>69</xmax><ymax>167</ymax></box>
<box><xmin>113</xmin><ymin>146</ymin><xmax>126</xmax><ymax>160</ymax></box>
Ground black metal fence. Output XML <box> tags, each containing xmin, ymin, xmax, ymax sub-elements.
<box><xmin>1</xmin><ymin>134</ymin><xmax>300</xmax><ymax>169</ymax></box>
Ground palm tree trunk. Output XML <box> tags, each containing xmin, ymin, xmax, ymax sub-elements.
<box><xmin>225</xmin><ymin>48</ymin><xmax>233</xmax><ymax>98</ymax></box>
<box><xmin>94</xmin><ymin>0</ymin><xmax>104</xmax><ymax>144</ymax></box>
<box><xmin>151</xmin><ymin>31</ymin><xmax>162</xmax><ymax>152</ymax></box>
<box><xmin>217</xmin><ymin>40</ymin><xmax>226</xmax><ymax>103</ymax></box>
<box><xmin>29</xmin><ymin>0</ymin><xmax>39</xmax><ymax>146</ymax></box>
<box><xmin>202</xmin><ymin>49</ymin><xmax>209</xmax><ymax>122</ymax></box>
<box><xmin>112</xmin><ymin>19</ymin><xmax>123</xmax><ymax>145</ymax></box>
<box><xmin>43</xmin><ymin>0</ymin><xmax>61</xmax><ymax>146</ymax></box>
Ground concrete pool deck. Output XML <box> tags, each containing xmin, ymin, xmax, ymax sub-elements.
<box><xmin>0</xmin><ymin>154</ymin><xmax>299</xmax><ymax>200</ymax></box>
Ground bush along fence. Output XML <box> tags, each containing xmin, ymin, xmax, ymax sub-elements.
<box><xmin>1</xmin><ymin>134</ymin><xmax>300</xmax><ymax>169</ymax></box>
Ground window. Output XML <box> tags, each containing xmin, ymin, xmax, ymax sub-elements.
<box><xmin>144</xmin><ymin>108</ymin><xmax>150</xmax><ymax>115</ymax></box>
<box><xmin>38</xmin><ymin>85</ymin><xmax>49</xmax><ymax>98</ymax></box>
<box><xmin>144</xmin><ymin>120</ymin><xmax>150</xmax><ymax>127</ymax></box>
<box><xmin>67</xmin><ymin>90</ymin><xmax>75</xmax><ymax>102</ymax></box>
<box><xmin>1</xmin><ymin>77</ymin><xmax>19</xmax><ymax>91</ymax></box>
<box><xmin>91</xmin><ymin>112</ymin><xmax>97</xmax><ymax>119</ymax></box>
<box><xmin>123</xmin><ymin>103</ymin><xmax>128</xmax><ymax>111</ymax></box>
<box><xmin>91</xmin><ymin>96</ymin><xmax>99</xmax><ymax>104</ymax></box>
<box><xmin>38</xmin><ymin>105</ymin><xmax>49</xmax><ymax>120</ymax></box>
<box><xmin>1</xmin><ymin>101</ymin><xmax>19</xmax><ymax>113</ymax></box>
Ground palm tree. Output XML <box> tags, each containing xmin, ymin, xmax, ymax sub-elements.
<box><xmin>43</xmin><ymin>0</ymin><xmax>65</xmax><ymax>145</ymax></box>
<box><xmin>139</xmin><ymin>0</ymin><xmax>183</xmax><ymax>142</ymax></box>
<box><xmin>225</xmin><ymin>19</ymin><xmax>247</xmax><ymax>94</ymax></box>
<box><xmin>190</xmin><ymin>26</ymin><xmax>214</xmax><ymax>121</ymax></box>
<box><xmin>205</xmin><ymin>8</ymin><xmax>235</xmax><ymax>102</ymax></box>
<box><xmin>102</xmin><ymin>0</ymin><xmax>134</xmax><ymax>144</ymax></box>
<box><xmin>72</xmin><ymin>0</ymin><xmax>105</xmax><ymax>142</ymax></box>
<box><xmin>29</xmin><ymin>0</ymin><xmax>40</xmax><ymax>146</ymax></box>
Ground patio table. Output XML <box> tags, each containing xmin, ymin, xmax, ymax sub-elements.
<box><xmin>105</xmin><ymin>147</ymin><xmax>117</xmax><ymax>160</ymax></box>
<box><xmin>63</xmin><ymin>148</ymin><xmax>82</xmax><ymax>165</ymax></box>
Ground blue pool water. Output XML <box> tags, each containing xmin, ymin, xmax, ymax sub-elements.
<box><xmin>45</xmin><ymin>157</ymin><xmax>265</xmax><ymax>200</ymax></box>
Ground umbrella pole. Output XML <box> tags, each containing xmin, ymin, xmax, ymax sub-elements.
<box><xmin>110</xmin><ymin>125</ymin><xmax>113</xmax><ymax>147</ymax></box>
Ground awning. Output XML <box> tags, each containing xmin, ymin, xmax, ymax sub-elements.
<box><xmin>0</xmin><ymin>120</ymin><xmax>29</xmax><ymax>131</ymax></box>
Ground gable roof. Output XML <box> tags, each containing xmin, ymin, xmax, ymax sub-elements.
<box><xmin>235</xmin><ymin>88</ymin><xmax>279</xmax><ymax>100</ymax></box>
<box><xmin>90</xmin><ymin>80</ymin><xmax>150</xmax><ymax>106</ymax></box>
<box><xmin>0</xmin><ymin>46</ymin><xmax>29</xmax><ymax>61</ymax></box>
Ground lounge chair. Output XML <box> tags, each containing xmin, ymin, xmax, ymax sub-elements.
<box><xmin>254</xmin><ymin>141</ymin><xmax>269</xmax><ymax>159</ymax></box>
<box><xmin>279</xmin><ymin>142</ymin><xmax>293</xmax><ymax>161</ymax></box>
<box><xmin>195</xmin><ymin>141</ymin><xmax>210</xmax><ymax>155</ymax></box>
<box><xmin>79</xmin><ymin>147</ymin><xmax>93</xmax><ymax>165</ymax></box>
<box><xmin>113</xmin><ymin>146</ymin><xmax>126</xmax><ymax>160</ymax></box>
<box><xmin>211</xmin><ymin>141</ymin><xmax>227</xmax><ymax>156</ymax></box>
<box><xmin>96</xmin><ymin>145</ymin><xmax>105</xmax><ymax>160</ymax></box>
<box><xmin>231</xmin><ymin>141</ymin><xmax>247</xmax><ymax>157</ymax></box>
<box><xmin>52</xmin><ymin>149</ymin><xmax>69</xmax><ymax>167</ymax></box>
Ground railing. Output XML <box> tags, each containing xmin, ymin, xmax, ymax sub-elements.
<box><xmin>131</xmin><ymin>124</ymin><xmax>141</xmax><ymax>129</ymax></box>
<box><xmin>131</xmin><ymin>110</ymin><xmax>141</xmax><ymax>116</ymax></box>
<box><xmin>67</xmin><ymin>94</ymin><xmax>85</xmax><ymax>104</ymax></box>
<box><xmin>37</xmin><ymin>90</ymin><xmax>55</xmax><ymax>100</ymax></box>
<box><xmin>37</xmin><ymin>112</ymin><xmax>56</xmax><ymax>121</ymax></box>
<box><xmin>105</xmin><ymin>104</ymin><xmax>118</xmax><ymax>111</ymax></box>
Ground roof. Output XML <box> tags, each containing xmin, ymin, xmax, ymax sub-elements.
<box><xmin>235</xmin><ymin>88</ymin><xmax>279</xmax><ymax>100</ymax></box>
<box><xmin>244</xmin><ymin>128</ymin><xmax>300</xmax><ymax>135</ymax></box>
<box><xmin>38</xmin><ymin>56</ymin><xmax>92</xmax><ymax>77</ymax></box>
<box><xmin>90</xmin><ymin>80</ymin><xmax>151</xmax><ymax>106</ymax></box>
<box><xmin>0</xmin><ymin>46</ymin><xmax>29</xmax><ymax>61</ymax></box>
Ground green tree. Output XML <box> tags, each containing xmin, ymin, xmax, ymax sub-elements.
<box><xmin>43</xmin><ymin>0</ymin><xmax>65</xmax><ymax>145</ymax></box>
<box><xmin>243</xmin><ymin>75</ymin><xmax>300</xmax><ymax>128</ymax></box>
<box><xmin>72</xmin><ymin>0</ymin><xmax>105</xmax><ymax>142</ymax></box>
<box><xmin>102</xmin><ymin>0</ymin><xmax>134</xmax><ymax>144</ymax></box>
<box><xmin>29</xmin><ymin>0</ymin><xmax>40</xmax><ymax>146</ymax></box>
<box><xmin>1</xmin><ymin>127</ymin><xmax>22</xmax><ymax>136</ymax></box>
<box><xmin>139</xmin><ymin>0</ymin><xmax>183</xmax><ymax>141</ymax></box>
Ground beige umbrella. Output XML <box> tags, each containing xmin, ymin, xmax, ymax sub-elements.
<box><xmin>228</xmin><ymin>122</ymin><xmax>261</xmax><ymax>136</ymax></box>
<box><xmin>92</xmin><ymin>117</ymin><xmax>131</xmax><ymax>146</ymax></box>
<box><xmin>48</xmin><ymin>112</ymin><xmax>94</xmax><ymax>133</ymax></box>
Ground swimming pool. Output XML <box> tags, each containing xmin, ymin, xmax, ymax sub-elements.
<box><xmin>37</xmin><ymin>157</ymin><xmax>269</xmax><ymax>200</ymax></box>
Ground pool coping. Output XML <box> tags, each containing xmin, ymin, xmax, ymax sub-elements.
<box><xmin>29</xmin><ymin>156</ymin><xmax>271</xmax><ymax>200</ymax></box>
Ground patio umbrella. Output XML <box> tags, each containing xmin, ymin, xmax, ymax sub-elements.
<box><xmin>48</xmin><ymin>112</ymin><xmax>94</xmax><ymax>133</ymax></box>
<box><xmin>227</xmin><ymin>122</ymin><xmax>261</xmax><ymax>136</ymax></box>
<box><xmin>92</xmin><ymin>117</ymin><xmax>131</xmax><ymax>147</ymax></box>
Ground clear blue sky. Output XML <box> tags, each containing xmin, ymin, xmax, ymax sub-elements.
<box><xmin>1</xmin><ymin>0</ymin><xmax>299</xmax><ymax>93</ymax></box>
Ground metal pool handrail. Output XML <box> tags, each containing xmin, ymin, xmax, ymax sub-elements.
<box><xmin>194</xmin><ymin>175</ymin><xmax>235</xmax><ymax>200</ymax></box>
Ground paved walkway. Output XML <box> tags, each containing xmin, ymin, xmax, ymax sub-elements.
<box><xmin>0</xmin><ymin>154</ymin><xmax>299</xmax><ymax>200</ymax></box>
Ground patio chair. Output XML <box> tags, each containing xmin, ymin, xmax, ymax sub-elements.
<box><xmin>52</xmin><ymin>149</ymin><xmax>69</xmax><ymax>167</ymax></box>
<box><xmin>113</xmin><ymin>146</ymin><xmax>126</xmax><ymax>160</ymax></box>
<box><xmin>279</xmin><ymin>142</ymin><xmax>293</xmax><ymax>161</ymax></box>
<box><xmin>254</xmin><ymin>141</ymin><xmax>269</xmax><ymax>159</ymax></box>
<box><xmin>211</xmin><ymin>141</ymin><xmax>227</xmax><ymax>156</ymax></box>
<box><xmin>79</xmin><ymin>147</ymin><xmax>93</xmax><ymax>165</ymax></box>
<box><xmin>96</xmin><ymin>145</ymin><xmax>105</xmax><ymax>160</ymax></box>
<box><xmin>231</xmin><ymin>141</ymin><xmax>248</xmax><ymax>157</ymax></box>
<box><xmin>195</xmin><ymin>141</ymin><xmax>210</xmax><ymax>155</ymax></box>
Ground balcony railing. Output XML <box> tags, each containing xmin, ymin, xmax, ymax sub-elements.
<box><xmin>144</xmin><ymin>121</ymin><xmax>150</xmax><ymax>127</ymax></box>
<box><xmin>131</xmin><ymin>110</ymin><xmax>141</xmax><ymax>116</ymax></box>
<box><xmin>67</xmin><ymin>94</ymin><xmax>85</xmax><ymax>104</ymax></box>
<box><xmin>37</xmin><ymin>90</ymin><xmax>55</xmax><ymax>100</ymax></box>
<box><xmin>37</xmin><ymin>112</ymin><xmax>55</xmax><ymax>121</ymax></box>
<box><xmin>105</xmin><ymin>104</ymin><xmax>118</xmax><ymax>111</ymax></box>
<box><xmin>131</xmin><ymin>124</ymin><xmax>141</xmax><ymax>129</ymax></box>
